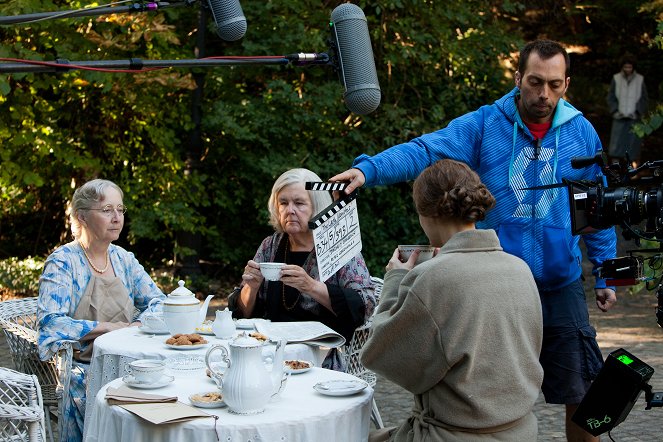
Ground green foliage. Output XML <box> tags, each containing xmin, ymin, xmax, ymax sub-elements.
<box><xmin>5</xmin><ymin>0</ymin><xmax>615</xmax><ymax>280</ymax></box>
<box><xmin>0</xmin><ymin>256</ymin><xmax>44</xmax><ymax>296</ymax></box>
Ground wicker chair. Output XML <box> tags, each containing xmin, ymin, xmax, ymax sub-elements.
<box><xmin>342</xmin><ymin>276</ymin><xmax>384</xmax><ymax>429</ymax></box>
<box><xmin>0</xmin><ymin>366</ymin><xmax>47</xmax><ymax>441</ymax></box>
<box><xmin>0</xmin><ymin>298</ymin><xmax>73</xmax><ymax>442</ymax></box>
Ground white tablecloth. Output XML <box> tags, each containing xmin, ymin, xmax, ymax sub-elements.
<box><xmin>85</xmin><ymin>367</ymin><xmax>372</xmax><ymax>442</ymax></box>
<box><xmin>83</xmin><ymin>327</ymin><xmax>329</xmax><ymax>437</ymax></box>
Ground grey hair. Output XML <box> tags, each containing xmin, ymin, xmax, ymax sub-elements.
<box><xmin>267</xmin><ymin>168</ymin><xmax>332</xmax><ymax>233</ymax></box>
<box><xmin>69</xmin><ymin>179</ymin><xmax>124</xmax><ymax>239</ymax></box>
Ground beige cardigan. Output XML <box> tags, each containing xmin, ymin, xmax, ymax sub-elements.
<box><xmin>361</xmin><ymin>229</ymin><xmax>543</xmax><ymax>441</ymax></box>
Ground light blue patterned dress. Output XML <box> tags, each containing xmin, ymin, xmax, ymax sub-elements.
<box><xmin>37</xmin><ymin>241</ymin><xmax>165</xmax><ymax>442</ymax></box>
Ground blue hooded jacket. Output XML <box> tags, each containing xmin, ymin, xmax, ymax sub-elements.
<box><xmin>353</xmin><ymin>87</ymin><xmax>616</xmax><ymax>290</ymax></box>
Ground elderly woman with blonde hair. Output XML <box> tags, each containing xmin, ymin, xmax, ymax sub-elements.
<box><xmin>37</xmin><ymin>178</ymin><xmax>164</xmax><ymax>442</ymax></box>
<box><xmin>233</xmin><ymin>168</ymin><xmax>376</xmax><ymax>370</ymax></box>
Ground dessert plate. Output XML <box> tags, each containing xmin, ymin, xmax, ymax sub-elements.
<box><xmin>189</xmin><ymin>392</ymin><xmax>226</xmax><ymax>408</ymax></box>
<box><xmin>284</xmin><ymin>360</ymin><xmax>313</xmax><ymax>375</ymax></box>
<box><xmin>313</xmin><ymin>379</ymin><xmax>368</xmax><ymax>396</ymax></box>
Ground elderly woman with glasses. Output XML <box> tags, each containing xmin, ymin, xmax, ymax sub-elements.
<box><xmin>37</xmin><ymin>178</ymin><xmax>165</xmax><ymax>442</ymax></box>
<box><xmin>233</xmin><ymin>168</ymin><xmax>376</xmax><ymax>370</ymax></box>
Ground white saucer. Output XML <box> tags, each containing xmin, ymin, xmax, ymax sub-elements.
<box><xmin>122</xmin><ymin>374</ymin><xmax>175</xmax><ymax>389</ymax></box>
<box><xmin>284</xmin><ymin>360</ymin><xmax>313</xmax><ymax>375</ymax></box>
<box><xmin>138</xmin><ymin>325</ymin><xmax>169</xmax><ymax>335</ymax></box>
<box><xmin>165</xmin><ymin>343</ymin><xmax>208</xmax><ymax>351</ymax></box>
<box><xmin>313</xmin><ymin>379</ymin><xmax>368</xmax><ymax>396</ymax></box>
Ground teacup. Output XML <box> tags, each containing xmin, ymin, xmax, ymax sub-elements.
<box><xmin>260</xmin><ymin>262</ymin><xmax>285</xmax><ymax>281</ymax></box>
<box><xmin>142</xmin><ymin>314</ymin><xmax>168</xmax><ymax>333</ymax></box>
<box><xmin>125</xmin><ymin>359</ymin><xmax>166</xmax><ymax>383</ymax></box>
<box><xmin>398</xmin><ymin>245</ymin><xmax>435</xmax><ymax>265</ymax></box>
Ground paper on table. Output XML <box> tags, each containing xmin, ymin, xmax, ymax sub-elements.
<box><xmin>255</xmin><ymin>321</ymin><xmax>345</xmax><ymax>347</ymax></box>
<box><xmin>118</xmin><ymin>401</ymin><xmax>213</xmax><ymax>425</ymax></box>
<box><xmin>105</xmin><ymin>386</ymin><xmax>178</xmax><ymax>405</ymax></box>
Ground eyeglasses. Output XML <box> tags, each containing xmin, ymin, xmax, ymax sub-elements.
<box><xmin>86</xmin><ymin>204</ymin><xmax>127</xmax><ymax>217</ymax></box>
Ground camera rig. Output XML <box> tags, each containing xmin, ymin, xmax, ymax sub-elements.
<box><xmin>562</xmin><ymin>153</ymin><xmax>663</xmax><ymax>436</ymax></box>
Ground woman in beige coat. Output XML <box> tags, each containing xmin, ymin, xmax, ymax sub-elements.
<box><xmin>361</xmin><ymin>159</ymin><xmax>544</xmax><ymax>441</ymax></box>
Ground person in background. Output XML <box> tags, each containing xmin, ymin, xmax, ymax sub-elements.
<box><xmin>332</xmin><ymin>40</ymin><xmax>617</xmax><ymax>441</ymax></box>
<box><xmin>233</xmin><ymin>168</ymin><xmax>376</xmax><ymax>370</ymax></box>
<box><xmin>607</xmin><ymin>54</ymin><xmax>648</xmax><ymax>167</ymax></box>
<box><xmin>362</xmin><ymin>159</ymin><xmax>543</xmax><ymax>441</ymax></box>
<box><xmin>37</xmin><ymin>179</ymin><xmax>165</xmax><ymax>442</ymax></box>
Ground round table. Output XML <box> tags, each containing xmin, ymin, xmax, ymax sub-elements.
<box><xmin>83</xmin><ymin>326</ymin><xmax>329</xmax><ymax>437</ymax></box>
<box><xmin>85</xmin><ymin>367</ymin><xmax>372</xmax><ymax>441</ymax></box>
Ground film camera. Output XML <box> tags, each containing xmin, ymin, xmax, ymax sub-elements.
<box><xmin>564</xmin><ymin>153</ymin><xmax>663</xmax><ymax>436</ymax></box>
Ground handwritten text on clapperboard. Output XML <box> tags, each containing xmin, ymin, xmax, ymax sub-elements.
<box><xmin>312</xmin><ymin>199</ymin><xmax>362</xmax><ymax>282</ymax></box>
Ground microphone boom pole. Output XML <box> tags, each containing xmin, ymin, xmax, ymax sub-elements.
<box><xmin>0</xmin><ymin>57</ymin><xmax>290</xmax><ymax>74</ymax></box>
<box><xmin>0</xmin><ymin>1</ymin><xmax>190</xmax><ymax>25</ymax></box>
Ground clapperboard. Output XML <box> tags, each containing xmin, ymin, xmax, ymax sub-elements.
<box><xmin>305</xmin><ymin>182</ymin><xmax>362</xmax><ymax>282</ymax></box>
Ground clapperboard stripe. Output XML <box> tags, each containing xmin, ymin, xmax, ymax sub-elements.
<box><xmin>304</xmin><ymin>181</ymin><xmax>349</xmax><ymax>192</ymax></box>
<box><xmin>308</xmin><ymin>190</ymin><xmax>358</xmax><ymax>230</ymax></box>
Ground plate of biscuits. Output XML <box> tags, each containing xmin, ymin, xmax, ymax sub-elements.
<box><xmin>189</xmin><ymin>391</ymin><xmax>226</xmax><ymax>408</ymax></box>
<box><xmin>284</xmin><ymin>360</ymin><xmax>313</xmax><ymax>374</ymax></box>
<box><xmin>165</xmin><ymin>333</ymin><xmax>208</xmax><ymax>350</ymax></box>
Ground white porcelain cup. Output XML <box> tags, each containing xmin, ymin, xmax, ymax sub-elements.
<box><xmin>398</xmin><ymin>245</ymin><xmax>435</xmax><ymax>265</ymax></box>
<box><xmin>143</xmin><ymin>314</ymin><xmax>168</xmax><ymax>333</ymax></box>
<box><xmin>125</xmin><ymin>359</ymin><xmax>166</xmax><ymax>383</ymax></box>
<box><xmin>260</xmin><ymin>262</ymin><xmax>286</xmax><ymax>281</ymax></box>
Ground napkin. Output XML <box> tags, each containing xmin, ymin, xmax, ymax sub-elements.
<box><xmin>105</xmin><ymin>385</ymin><xmax>178</xmax><ymax>405</ymax></box>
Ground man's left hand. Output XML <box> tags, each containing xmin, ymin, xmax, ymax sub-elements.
<box><xmin>595</xmin><ymin>288</ymin><xmax>617</xmax><ymax>312</ymax></box>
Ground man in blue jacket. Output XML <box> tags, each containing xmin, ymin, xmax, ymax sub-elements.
<box><xmin>332</xmin><ymin>40</ymin><xmax>617</xmax><ymax>441</ymax></box>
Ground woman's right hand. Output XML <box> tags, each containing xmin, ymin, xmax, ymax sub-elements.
<box><xmin>242</xmin><ymin>260</ymin><xmax>264</xmax><ymax>290</ymax></box>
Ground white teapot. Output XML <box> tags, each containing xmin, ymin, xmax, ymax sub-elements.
<box><xmin>205</xmin><ymin>333</ymin><xmax>288</xmax><ymax>415</ymax></box>
<box><xmin>161</xmin><ymin>280</ymin><xmax>214</xmax><ymax>335</ymax></box>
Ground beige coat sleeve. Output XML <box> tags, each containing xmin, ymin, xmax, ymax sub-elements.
<box><xmin>360</xmin><ymin>269</ymin><xmax>449</xmax><ymax>395</ymax></box>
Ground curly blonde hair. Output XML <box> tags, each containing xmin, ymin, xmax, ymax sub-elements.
<box><xmin>413</xmin><ymin>159</ymin><xmax>495</xmax><ymax>223</ymax></box>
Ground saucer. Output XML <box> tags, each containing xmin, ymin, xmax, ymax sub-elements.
<box><xmin>235</xmin><ymin>319</ymin><xmax>256</xmax><ymax>330</ymax></box>
<box><xmin>138</xmin><ymin>325</ymin><xmax>169</xmax><ymax>335</ymax></box>
<box><xmin>122</xmin><ymin>374</ymin><xmax>175</xmax><ymax>389</ymax></box>
<box><xmin>313</xmin><ymin>379</ymin><xmax>368</xmax><ymax>396</ymax></box>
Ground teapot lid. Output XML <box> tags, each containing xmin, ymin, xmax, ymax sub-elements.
<box><xmin>230</xmin><ymin>332</ymin><xmax>262</xmax><ymax>348</ymax></box>
<box><xmin>165</xmin><ymin>280</ymin><xmax>198</xmax><ymax>305</ymax></box>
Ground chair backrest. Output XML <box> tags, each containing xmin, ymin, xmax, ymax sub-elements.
<box><xmin>0</xmin><ymin>366</ymin><xmax>46</xmax><ymax>442</ymax></box>
<box><xmin>0</xmin><ymin>298</ymin><xmax>67</xmax><ymax>407</ymax></box>
<box><xmin>341</xmin><ymin>276</ymin><xmax>383</xmax><ymax>386</ymax></box>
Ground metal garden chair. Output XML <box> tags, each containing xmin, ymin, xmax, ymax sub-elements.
<box><xmin>0</xmin><ymin>298</ymin><xmax>73</xmax><ymax>442</ymax></box>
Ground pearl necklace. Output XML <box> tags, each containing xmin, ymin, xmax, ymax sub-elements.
<box><xmin>81</xmin><ymin>243</ymin><xmax>109</xmax><ymax>274</ymax></box>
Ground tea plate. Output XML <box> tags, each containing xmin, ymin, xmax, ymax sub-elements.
<box><xmin>138</xmin><ymin>325</ymin><xmax>169</xmax><ymax>335</ymax></box>
<box><xmin>165</xmin><ymin>343</ymin><xmax>208</xmax><ymax>351</ymax></box>
<box><xmin>313</xmin><ymin>379</ymin><xmax>368</xmax><ymax>396</ymax></box>
<box><xmin>189</xmin><ymin>392</ymin><xmax>226</xmax><ymax>408</ymax></box>
<box><xmin>284</xmin><ymin>360</ymin><xmax>313</xmax><ymax>375</ymax></box>
<box><xmin>122</xmin><ymin>374</ymin><xmax>175</xmax><ymax>389</ymax></box>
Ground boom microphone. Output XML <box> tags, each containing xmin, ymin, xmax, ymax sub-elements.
<box><xmin>207</xmin><ymin>0</ymin><xmax>246</xmax><ymax>42</ymax></box>
<box><xmin>330</xmin><ymin>3</ymin><xmax>381</xmax><ymax>115</ymax></box>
